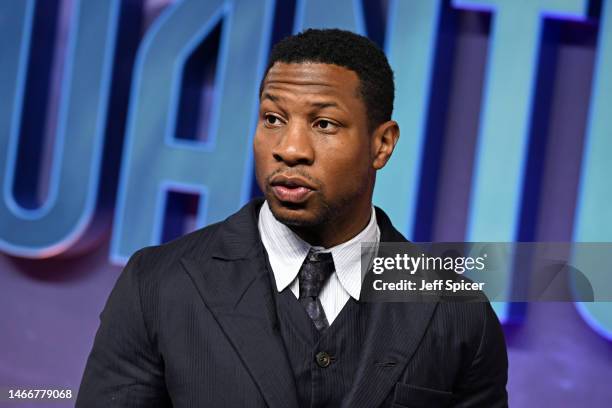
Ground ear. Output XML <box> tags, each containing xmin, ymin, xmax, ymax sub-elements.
<box><xmin>371</xmin><ymin>120</ymin><xmax>399</xmax><ymax>170</ymax></box>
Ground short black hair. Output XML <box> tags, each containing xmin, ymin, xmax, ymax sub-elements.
<box><xmin>260</xmin><ymin>28</ymin><xmax>395</xmax><ymax>132</ymax></box>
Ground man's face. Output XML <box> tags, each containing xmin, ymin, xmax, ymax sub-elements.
<box><xmin>254</xmin><ymin>62</ymin><xmax>375</xmax><ymax>229</ymax></box>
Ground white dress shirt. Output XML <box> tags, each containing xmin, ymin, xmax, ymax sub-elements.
<box><xmin>257</xmin><ymin>200</ymin><xmax>380</xmax><ymax>324</ymax></box>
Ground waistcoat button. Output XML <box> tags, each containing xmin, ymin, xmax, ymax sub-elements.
<box><xmin>315</xmin><ymin>351</ymin><xmax>332</xmax><ymax>368</ymax></box>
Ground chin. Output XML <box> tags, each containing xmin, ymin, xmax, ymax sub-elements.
<box><xmin>268</xmin><ymin>201</ymin><xmax>321</xmax><ymax>227</ymax></box>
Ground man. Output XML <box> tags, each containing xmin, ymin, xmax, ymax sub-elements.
<box><xmin>77</xmin><ymin>29</ymin><xmax>508</xmax><ymax>407</ymax></box>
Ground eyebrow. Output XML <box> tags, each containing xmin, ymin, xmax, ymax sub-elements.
<box><xmin>311</xmin><ymin>101</ymin><xmax>340</xmax><ymax>110</ymax></box>
<box><xmin>261</xmin><ymin>92</ymin><xmax>344</xmax><ymax>111</ymax></box>
<box><xmin>261</xmin><ymin>92</ymin><xmax>279</xmax><ymax>102</ymax></box>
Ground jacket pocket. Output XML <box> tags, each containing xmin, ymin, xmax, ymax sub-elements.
<box><xmin>391</xmin><ymin>382</ymin><xmax>453</xmax><ymax>408</ymax></box>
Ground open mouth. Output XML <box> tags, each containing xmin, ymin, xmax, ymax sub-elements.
<box><xmin>269</xmin><ymin>175</ymin><xmax>316</xmax><ymax>204</ymax></box>
<box><xmin>270</xmin><ymin>184</ymin><xmax>313</xmax><ymax>203</ymax></box>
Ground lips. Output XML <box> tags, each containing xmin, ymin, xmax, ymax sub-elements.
<box><xmin>269</xmin><ymin>175</ymin><xmax>315</xmax><ymax>204</ymax></box>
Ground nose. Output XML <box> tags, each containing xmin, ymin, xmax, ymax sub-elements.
<box><xmin>272</xmin><ymin>121</ymin><xmax>314</xmax><ymax>166</ymax></box>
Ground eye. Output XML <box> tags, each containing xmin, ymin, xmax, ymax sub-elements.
<box><xmin>263</xmin><ymin>113</ymin><xmax>284</xmax><ymax>127</ymax></box>
<box><xmin>314</xmin><ymin>119</ymin><xmax>339</xmax><ymax>132</ymax></box>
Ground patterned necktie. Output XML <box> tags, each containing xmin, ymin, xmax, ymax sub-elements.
<box><xmin>298</xmin><ymin>249</ymin><xmax>335</xmax><ymax>331</ymax></box>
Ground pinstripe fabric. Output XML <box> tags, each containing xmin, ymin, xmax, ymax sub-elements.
<box><xmin>77</xmin><ymin>198</ymin><xmax>508</xmax><ymax>407</ymax></box>
<box><xmin>258</xmin><ymin>200</ymin><xmax>380</xmax><ymax>323</ymax></box>
<box><xmin>274</xmin><ymin>287</ymin><xmax>368</xmax><ymax>408</ymax></box>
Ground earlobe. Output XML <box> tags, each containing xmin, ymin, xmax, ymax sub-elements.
<box><xmin>372</xmin><ymin>121</ymin><xmax>399</xmax><ymax>170</ymax></box>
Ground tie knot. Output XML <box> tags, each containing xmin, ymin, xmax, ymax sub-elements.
<box><xmin>298</xmin><ymin>250</ymin><xmax>335</xmax><ymax>299</ymax></box>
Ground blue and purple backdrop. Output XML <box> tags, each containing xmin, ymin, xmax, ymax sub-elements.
<box><xmin>1</xmin><ymin>0</ymin><xmax>612</xmax><ymax>406</ymax></box>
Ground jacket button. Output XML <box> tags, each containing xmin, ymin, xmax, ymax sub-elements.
<box><xmin>315</xmin><ymin>351</ymin><xmax>332</xmax><ymax>368</ymax></box>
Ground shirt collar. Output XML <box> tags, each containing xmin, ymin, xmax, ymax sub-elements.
<box><xmin>258</xmin><ymin>200</ymin><xmax>380</xmax><ymax>300</ymax></box>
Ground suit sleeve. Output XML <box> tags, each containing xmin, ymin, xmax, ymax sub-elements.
<box><xmin>76</xmin><ymin>249</ymin><xmax>171</xmax><ymax>407</ymax></box>
<box><xmin>453</xmin><ymin>302</ymin><xmax>509</xmax><ymax>408</ymax></box>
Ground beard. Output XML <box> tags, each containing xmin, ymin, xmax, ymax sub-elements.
<box><xmin>260</xmin><ymin>166</ymin><xmax>372</xmax><ymax>231</ymax></box>
<box><xmin>265</xmin><ymin>183</ymin><xmax>363</xmax><ymax>229</ymax></box>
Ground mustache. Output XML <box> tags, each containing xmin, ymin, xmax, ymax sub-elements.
<box><xmin>265</xmin><ymin>168</ymin><xmax>321</xmax><ymax>189</ymax></box>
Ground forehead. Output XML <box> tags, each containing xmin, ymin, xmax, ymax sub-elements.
<box><xmin>261</xmin><ymin>62</ymin><xmax>361</xmax><ymax>100</ymax></box>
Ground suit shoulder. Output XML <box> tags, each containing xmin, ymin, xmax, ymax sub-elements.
<box><xmin>435</xmin><ymin>297</ymin><xmax>496</xmax><ymax>329</ymax></box>
<box><xmin>127</xmin><ymin>221</ymin><xmax>224</xmax><ymax>278</ymax></box>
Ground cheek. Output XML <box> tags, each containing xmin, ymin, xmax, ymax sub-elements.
<box><xmin>253</xmin><ymin>134</ymin><xmax>270</xmax><ymax>179</ymax></box>
<box><xmin>319</xmin><ymin>142</ymin><xmax>370</xmax><ymax>186</ymax></box>
<box><xmin>253</xmin><ymin>131</ymin><xmax>272</xmax><ymax>159</ymax></box>
<box><xmin>253</xmin><ymin>130</ymin><xmax>263</xmax><ymax>152</ymax></box>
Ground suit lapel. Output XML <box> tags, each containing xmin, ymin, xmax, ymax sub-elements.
<box><xmin>179</xmin><ymin>199</ymin><xmax>440</xmax><ymax>408</ymax></box>
<box><xmin>180</xmin><ymin>199</ymin><xmax>299</xmax><ymax>408</ymax></box>
<box><xmin>341</xmin><ymin>207</ymin><xmax>441</xmax><ymax>408</ymax></box>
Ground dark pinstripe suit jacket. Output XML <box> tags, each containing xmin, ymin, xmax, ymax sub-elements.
<box><xmin>76</xmin><ymin>198</ymin><xmax>508</xmax><ymax>407</ymax></box>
